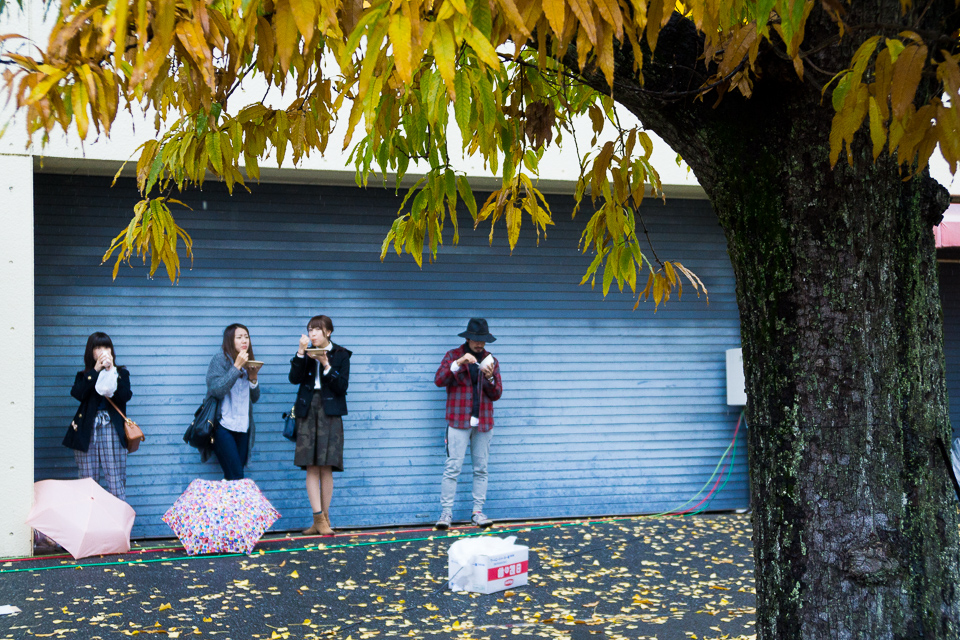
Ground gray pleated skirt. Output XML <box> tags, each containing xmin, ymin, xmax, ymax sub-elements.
<box><xmin>294</xmin><ymin>392</ymin><xmax>344</xmax><ymax>471</ymax></box>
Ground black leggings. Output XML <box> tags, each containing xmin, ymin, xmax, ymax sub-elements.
<box><xmin>212</xmin><ymin>426</ymin><xmax>249</xmax><ymax>480</ymax></box>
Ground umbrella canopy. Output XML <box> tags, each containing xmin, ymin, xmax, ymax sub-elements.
<box><xmin>25</xmin><ymin>478</ymin><xmax>136</xmax><ymax>559</ymax></box>
<box><xmin>162</xmin><ymin>478</ymin><xmax>280</xmax><ymax>555</ymax></box>
<box><xmin>935</xmin><ymin>203</ymin><xmax>960</xmax><ymax>248</ymax></box>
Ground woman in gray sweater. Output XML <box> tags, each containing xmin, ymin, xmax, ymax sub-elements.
<box><xmin>206</xmin><ymin>323</ymin><xmax>261</xmax><ymax>480</ymax></box>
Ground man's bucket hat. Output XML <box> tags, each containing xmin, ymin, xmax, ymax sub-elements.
<box><xmin>458</xmin><ymin>318</ymin><xmax>496</xmax><ymax>343</ymax></box>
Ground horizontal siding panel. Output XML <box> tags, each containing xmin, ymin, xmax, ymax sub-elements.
<box><xmin>34</xmin><ymin>174</ymin><xmax>748</xmax><ymax>537</ymax></box>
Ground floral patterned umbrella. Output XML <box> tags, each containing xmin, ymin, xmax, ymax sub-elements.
<box><xmin>162</xmin><ymin>479</ymin><xmax>280</xmax><ymax>555</ymax></box>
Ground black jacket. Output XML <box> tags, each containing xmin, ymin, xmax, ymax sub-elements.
<box><xmin>63</xmin><ymin>367</ymin><xmax>132</xmax><ymax>452</ymax></box>
<box><xmin>289</xmin><ymin>344</ymin><xmax>351</xmax><ymax>418</ymax></box>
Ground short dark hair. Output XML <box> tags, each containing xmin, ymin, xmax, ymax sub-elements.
<box><xmin>307</xmin><ymin>315</ymin><xmax>334</xmax><ymax>334</ymax></box>
<box><xmin>83</xmin><ymin>332</ymin><xmax>118</xmax><ymax>370</ymax></box>
<box><xmin>221</xmin><ymin>323</ymin><xmax>255</xmax><ymax>362</ymax></box>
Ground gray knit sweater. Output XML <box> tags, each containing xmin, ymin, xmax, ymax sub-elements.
<box><xmin>205</xmin><ymin>351</ymin><xmax>260</xmax><ymax>460</ymax></box>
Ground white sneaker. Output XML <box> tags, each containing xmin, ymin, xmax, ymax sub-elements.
<box><xmin>435</xmin><ymin>510</ymin><xmax>453</xmax><ymax>530</ymax></box>
<box><xmin>471</xmin><ymin>511</ymin><xmax>493</xmax><ymax>529</ymax></box>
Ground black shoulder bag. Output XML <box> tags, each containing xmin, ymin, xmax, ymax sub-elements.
<box><xmin>184</xmin><ymin>396</ymin><xmax>220</xmax><ymax>450</ymax></box>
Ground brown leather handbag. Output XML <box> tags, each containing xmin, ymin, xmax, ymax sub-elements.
<box><xmin>105</xmin><ymin>397</ymin><xmax>145</xmax><ymax>453</ymax></box>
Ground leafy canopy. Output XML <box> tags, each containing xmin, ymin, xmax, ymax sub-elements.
<box><xmin>2</xmin><ymin>0</ymin><xmax>957</xmax><ymax>307</ymax></box>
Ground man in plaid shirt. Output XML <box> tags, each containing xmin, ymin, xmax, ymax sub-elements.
<box><xmin>434</xmin><ymin>318</ymin><xmax>503</xmax><ymax>530</ymax></box>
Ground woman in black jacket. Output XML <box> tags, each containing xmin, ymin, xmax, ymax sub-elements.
<box><xmin>289</xmin><ymin>314</ymin><xmax>351</xmax><ymax>536</ymax></box>
<box><xmin>64</xmin><ymin>332</ymin><xmax>133</xmax><ymax>500</ymax></box>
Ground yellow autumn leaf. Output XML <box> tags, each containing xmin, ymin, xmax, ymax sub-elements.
<box><xmin>71</xmin><ymin>80</ymin><xmax>89</xmax><ymax>140</ymax></box>
<box><xmin>567</xmin><ymin>0</ymin><xmax>597</xmax><ymax>45</ymax></box>
<box><xmin>717</xmin><ymin>23</ymin><xmax>757</xmax><ymax>79</ymax></box>
<box><xmin>26</xmin><ymin>68</ymin><xmax>67</xmax><ymax>103</ymax></box>
<box><xmin>542</xmin><ymin>0</ymin><xmax>565</xmax><ymax>34</ymax></box>
<box><xmin>289</xmin><ymin>0</ymin><xmax>318</xmax><ymax>42</ymax></box>
<box><xmin>890</xmin><ymin>43</ymin><xmax>927</xmax><ymax>121</ymax></box>
<box><xmin>493</xmin><ymin>0</ymin><xmax>530</xmax><ymax>38</ymax></box>
<box><xmin>592</xmin><ymin>0</ymin><xmax>622</xmax><ymax>39</ymax></box>
<box><xmin>387</xmin><ymin>12</ymin><xmax>413</xmax><ymax>83</ymax></box>
<box><xmin>274</xmin><ymin>0</ymin><xmax>300</xmax><ymax>75</ymax></box>
<box><xmin>868</xmin><ymin>96</ymin><xmax>885</xmax><ymax>159</ymax></box>
<box><xmin>432</xmin><ymin>21</ymin><xmax>457</xmax><ymax>94</ymax></box>
<box><xmin>112</xmin><ymin>0</ymin><xmax>129</xmax><ymax>66</ymax></box>
<box><xmin>463</xmin><ymin>25</ymin><xmax>501</xmax><ymax>69</ymax></box>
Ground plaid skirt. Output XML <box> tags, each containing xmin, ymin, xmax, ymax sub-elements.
<box><xmin>74</xmin><ymin>410</ymin><xmax>127</xmax><ymax>500</ymax></box>
<box><xmin>294</xmin><ymin>392</ymin><xmax>344</xmax><ymax>471</ymax></box>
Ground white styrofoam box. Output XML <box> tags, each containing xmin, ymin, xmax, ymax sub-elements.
<box><xmin>471</xmin><ymin>547</ymin><xmax>529</xmax><ymax>594</ymax></box>
<box><xmin>448</xmin><ymin>536</ymin><xmax>530</xmax><ymax>594</ymax></box>
<box><xmin>726</xmin><ymin>348</ymin><xmax>746</xmax><ymax>406</ymax></box>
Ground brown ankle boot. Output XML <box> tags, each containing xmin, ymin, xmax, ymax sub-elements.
<box><xmin>318</xmin><ymin>512</ymin><xmax>334</xmax><ymax>536</ymax></box>
<box><xmin>303</xmin><ymin>513</ymin><xmax>323</xmax><ymax>535</ymax></box>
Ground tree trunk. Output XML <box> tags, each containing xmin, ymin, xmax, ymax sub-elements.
<box><xmin>710</xmin><ymin>90</ymin><xmax>959</xmax><ymax>639</ymax></box>
<box><xmin>560</xmin><ymin>3</ymin><xmax>960</xmax><ymax>637</ymax></box>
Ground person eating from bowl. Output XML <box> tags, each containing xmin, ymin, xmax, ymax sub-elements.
<box><xmin>434</xmin><ymin>318</ymin><xmax>503</xmax><ymax>530</ymax></box>
<box><xmin>289</xmin><ymin>314</ymin><xmax>352</xmax><ymax>536</ymax></box>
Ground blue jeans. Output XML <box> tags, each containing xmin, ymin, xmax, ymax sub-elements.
<box><xmin>440</xmin><ymin>426</ymin><xmax>493</xmax><ymax>512</ymax></box>
<box><xmin>212</xmin><ymin>426</ymin><xmax>249</xmax><ymax>480</ymax></box>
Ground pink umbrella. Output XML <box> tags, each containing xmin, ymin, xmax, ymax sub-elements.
<box><xmin>162</xmin><ymin>479</ymin><xmax>280</xmax><ymax>555</ymax></box>
<box><xmin>25</xmin><ymin>478</ymin><xmax>136</xmax><ymax>559</ymax></box>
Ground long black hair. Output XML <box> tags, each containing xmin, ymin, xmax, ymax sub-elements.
<box><xmin>83</xmin><ymin>332</ymin><xmax>119</xmax><ymax>370</ymax></box>
<box><xmin>221</xmin><ymin>323</ymin><xmax>255</xmax><ymax>362</ymax></box>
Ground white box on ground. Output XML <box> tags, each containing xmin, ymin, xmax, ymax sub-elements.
<box><xmin>447</xmin><ymin>536</ymin><xmax>530</xmax><ymax>594</ymax></box>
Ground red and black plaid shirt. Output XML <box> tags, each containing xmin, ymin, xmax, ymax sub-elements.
<box><xmin>434</xmin><ymin>344</ymin><xmax>503</xmax><ymax>431</ymax></box>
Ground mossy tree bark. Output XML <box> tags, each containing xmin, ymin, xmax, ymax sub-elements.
<box><xmin>708</xmin><ymin>94</ymin><xmax>959</xmax><ymax>640</ymax></box>
<box><xmin>562</xmin><ymin>2</ymin><xmax>960</xmax><ymax>637</ymax></box>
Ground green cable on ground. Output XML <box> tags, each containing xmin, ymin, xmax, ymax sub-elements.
<box><xmin>690</xmin><ymin>409</ymin><xmax>745</xmax><ymax>516</ymax></box>
<box><xmin>691</xmin><ymin>431</ymin><xmax>737</xmax><ymax>516</ymax></box>
<box><xmin>645</xmin><ymin>438</ymin><xmax>735</xmax><ymax>518</ymax></box>
<box><xmin>3</xmin><ymin>415</ymin><xmax>748</xmax><ymax>573</ymax></box>
<box><xmin>0</xmin><ymin>507</ymin><xmax>751</xmax><ymax>575</ymax></box>
<box><xmin>0</xmin><ymin>524</ymin><xmax>570</xmax><ymax>574</ymax></box>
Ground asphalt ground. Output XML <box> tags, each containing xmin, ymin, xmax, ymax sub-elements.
<box><xmin>0</xmin><ymin>514</ymin><xmax>756</xmax><ymax>640</ymax></box>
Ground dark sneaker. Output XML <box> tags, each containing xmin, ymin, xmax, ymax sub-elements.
<box><xmin>435</xmin><ymin>510</ymin><xmax>453</xmax><ymax>530</ymax></box>
<box><xmin>471</xmin><ymin>511</ymin><xmax>493</xmax><ymax>529</ymax></box>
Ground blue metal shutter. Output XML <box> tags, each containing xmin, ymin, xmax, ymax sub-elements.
<box><xmin>34</xmin><ymin>174</ymin><xmax>747</xmax><ymax>537</ymax></box>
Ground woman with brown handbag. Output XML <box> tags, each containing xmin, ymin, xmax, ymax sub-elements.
<box><xmin>63</xmin><ymin>332</ymin><xmax>133</xmax><ymax>500</ymax></box>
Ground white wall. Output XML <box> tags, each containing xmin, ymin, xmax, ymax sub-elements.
<box><xmin>0</xmin><ymin>0</ymin><xmax>33</xmax><ymax>559</ymax></box>
<box><xmin>0</xmin><ymin>153</ymin><xmax>35</xmax><ymax>557</ymax></box>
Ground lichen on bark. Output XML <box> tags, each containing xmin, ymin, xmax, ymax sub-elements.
<box><xmin>560</xmin><ymin>2</ymin><xmax>960</xmax><ymax>637</ymax></box>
